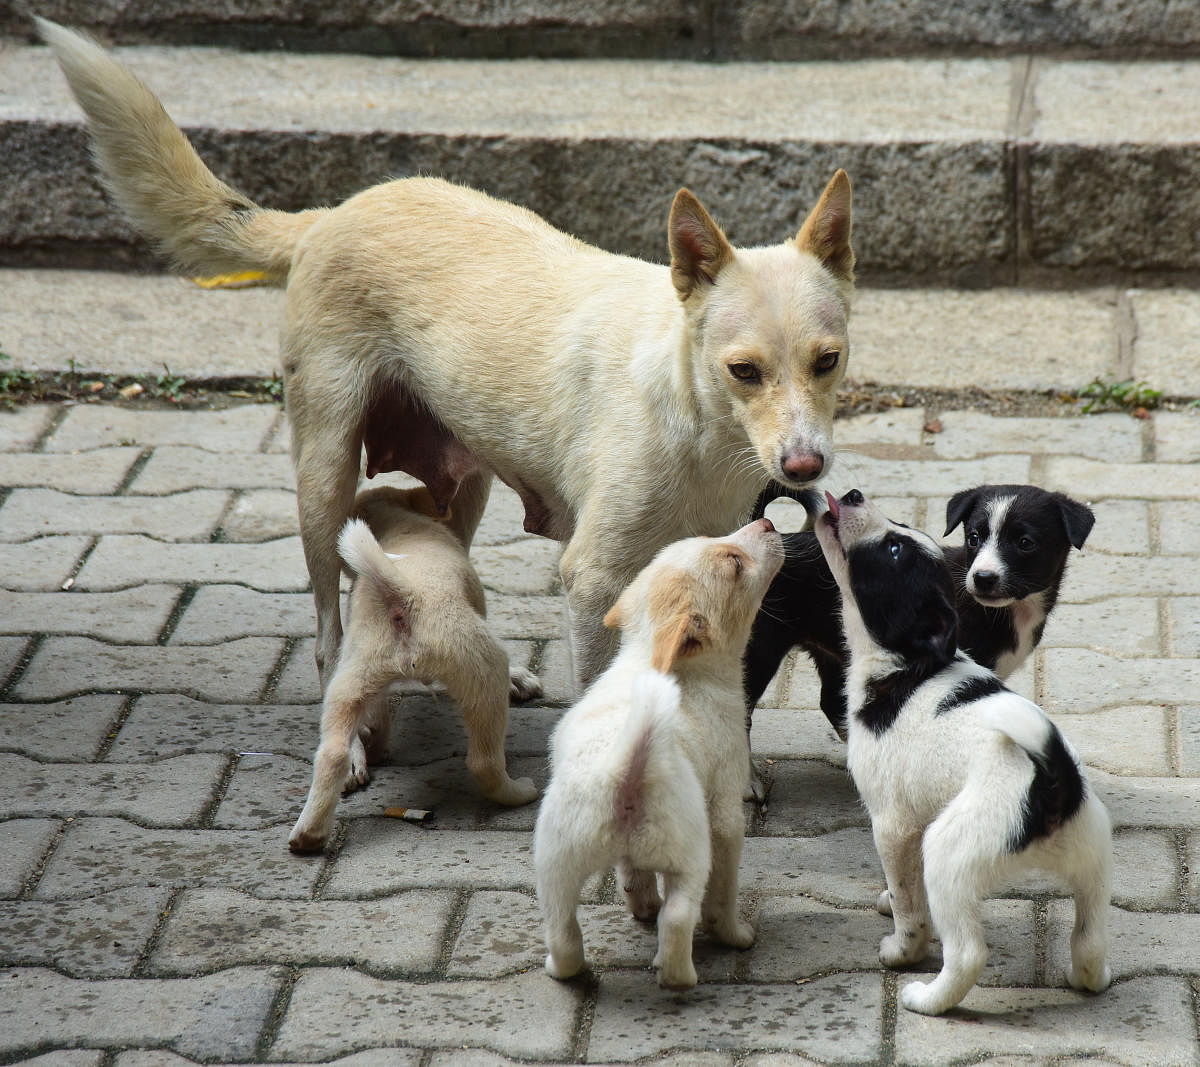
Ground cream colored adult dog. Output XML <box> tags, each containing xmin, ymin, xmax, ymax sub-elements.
<box><xmin>39</xmin><ymin>19</ymin><xmax>855</xmax><ymax>688</ymax></box>
<box><xmin>289</xmin><ymin>485</ymin><xmax>541</xmax><ymax>854</ymax></box>
<box><xmin>535</xmin><ymin>518</ymin><xmax>783</xmax><ymax>989</ymax></box>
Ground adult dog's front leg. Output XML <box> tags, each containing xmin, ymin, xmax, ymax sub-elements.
<box><xmin>559</xmin><ymin>539</ymin><xmax>630</xmax><ymax>689</ymax></box>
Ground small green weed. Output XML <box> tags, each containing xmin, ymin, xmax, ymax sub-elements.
<box><xmin>1078</xmin><ymin>376</ymin><xmax>1163</xmax><ymax>414</ymax></box>
<box><xmin>156</xmin><ymin>364</ymin><xmax>187</xmax><ymax>403</ymax></box>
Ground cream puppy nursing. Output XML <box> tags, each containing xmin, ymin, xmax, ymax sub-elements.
<box><xmin>38</xmin><ymin>18</ymin><xmax>855</xmax><ymax>689</ymax></box>
<box><xmin>534</xmin><ymin>519</ymin><xmax>782</xmax><ymax>990</ymax></box>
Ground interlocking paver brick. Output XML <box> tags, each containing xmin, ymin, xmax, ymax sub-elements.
<box><xmin>1188</xmin><ymin>835</ymin><xmax>1200</xmax><ymax>908</ymax></box>
<box><xmin>1063</xmin><ymin>553</ymin><xmax>1200</xmax><ymax>601</ymax></box>
<box><xmin>1045</xmin><ymin>902</ymin><xmax>1200</xmax><ymax>985</ymax></box>
<box><xmin>0</xmin><ymin>488</ymin><xmax>230</xmax><ymax>542</ymax></box>
<box><xmin>1086</xmin><ymin>770</ymin><xmax>1200</xmax><ymax>829</ymax></box>
<box><xmin>0</xmin><ymin>752</ymin><xmax>226</xmax><ymax>825</ymax></box>
<box><xmin>46</xmin><ymin>405</ymin><xmax>279</xmax><ymax>453</ymax></box>
<box><xmin>1053</xmin><ymin>707</ymin><xmax>1172</xmax><ymax>777</ymax></box>
<box><xmin>129</xmin><ymin>446</ymin><xmax>295</xmax><ymax>494</ymax></box>
<box><xmin>589</xmin><ymin>972</ymin><xmax>882</xmax><ymax>1062</ymax></box>
<box><xmin>1041</xmin><ymin>648</ymin><xmax>1200</xmax><ymax>713</ymax></box>
<box><xmin>749</xmin><ymin>707</ymin><xmax>846</xmax><ymax>763</ymax></box>
<box><xmin>13</xmin><ymin>1051</ymin><xmax>104</xmax><ymax>1066</ymax></box>
<box><xmin>0</xmin><ymin>634</ymin><xmax>29</xmax><ymax>687</ymax></box>
<box><xmin>893</xmin><ymin>975</ymin><xmax>1196</xmax><ymax>1066</ymax></box>
<box><xmin>11</xmin><ymin>636</ymin><xmax>285</xmax><ymax>701</ymax></box>
<box><xmin>1170</xmin><ymin>598</ymin><xmax>1200</xmax><ymax>657</ymax></box>
<box><xmin>0</xmin><ymin>587</ymin><xmax>180</xmax><ymax>642</ymax></box>
<box><xmin>1109</xmin><ymin>830</ymin><xmax>1182</xmax><ymax>910</ymax></box>
<box><xmin>931</xmin><ymin>411</ymin><xmax>1143</xmax><ymax>463</ymax></box>
<box><xmin>0</xmin><ymin>966</ymin><xmax>285</xmax><ymax>1062</ymax></box>
<box><xmin>1076</xmin><ymin>499</ymin><xmax>1151</xmax><ymax>556</ymax></box>
<box><xmin>759</xmin><ymin>760</ymin><xmax>869</xmax><ymax>836</ymax></box>
<box><xmin>1154</xmin><ymin>412</ymin><xmax>1200</xmax><ymax>463</ymax></box>
<box><xmin>271</xmin><ymin>969</ymin><xmax>579</xmax><ymax>1061</ymax></box>
<box><xmin>150</xmin><ymin>887</ymin><xmax>455</xmax><ymax>974</ymax></box>
<box><xmin>0</xmin><ymin>695</ymin><xmax>125</xmax><ymax>760</ymax></box>
<box><xmin>1181</xmin><ymin>706</ymin><xmax>1200</xmax><ymax>775</ymax></box>
<box><xmin>827</xmin><ymin>455</ymin><xmax>1031</xmax><ymax>500</ymax></box>
<box><xmin>1036</xmin><ymin>599</ymin><xmax>1161</xmax><ymax>656</ymax></box>
<box><xmin>0</xmin><ymin>818</ymin><xmax>60</xmax><ymax>898</ymax></box>
<box><xmin>168</xmin><ymin>585</ymin><xmax>318</xmax><ymax>643</ymax></box>
<box><xmin>1044</xmin><ymin>457</ymin><xmax>1200</xmax><ymax>500</ymax></box>
<box><xmin>0</xmin><ymin>535</ymin><xmax>92</xmax><ymax>591</ymax></box>
<box><xmin>106</xmin><ymin>694</ymin><xmax>319</xmax><ymax>761</ymax></box>
<box><xmin>746</xmin><ymin>896</ymin><xmax>1035</xmax><ymax>986</ymax></box>
<box><xmin>269</xmin><ymin>636</ymin><xmax>320</xmax><ymax>703</ymax></box>
<box><xmin>486</xmin><ymin>592</ymin><xmax>566</xmax><ymax>640</ymax></box>
<box><xmin>34</xmin><ymin>819</ymin><xmax>322</xmax><ymax>899</ymax></box>
<box><xmin>118</xmin><ymin>1053</ymin><xmax>420</xmax><ymax>1067</ymax></box>
<box><xmin>0</xmin><ymin>405</ymin><xmax>54</xmax><ymax>451</ymax></box>
<box><xmin>1160</xmin><ymin>500</ymin><xmax>1200</xmax><ymax>555</ymax></box>
<box><xmin>471</xmin><ymin>539</ymin><xmax>563</xmax><ymax>595</ymax></box>
<box><xmin>1130</xmin><ymin>289</ymin><xmax>1200</xmax><ymax>397</ymax></box>
<box><xmin>0</xmin><ymin>448</ymin><xmax>141</xmax><ymax>493</ymax></box>
<box><xmin>739</xmin><ymin>829</ymin><xmax>883</xmax><ymax>905</ymax></box>
<box><xmin>0</xmin><ymin>887</ymin><xmax>171</xmax><ymax>976</ymax></box>
<box><xmin>219</xmin><ymin>489</ymin><xmax>300</xmax><ymax>541</ymax></box>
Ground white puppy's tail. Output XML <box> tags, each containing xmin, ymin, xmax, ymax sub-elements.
<box><xmin>35</xmin><ymin>18</ymin><xmax>325</xmax><ymax>281</ymax></box>
<box><xmin>979</xmin><ymin>694</ymin><xmax>1055</xmax><ymax>758</ymax></box>
<box><xmin>338</xmin><ymin>518</ymin><xmax>414</xmax><ymax>635</ymax></box>
<box><xmin>614</xmin><ymin>671</ymin><xmax>682</xmax><ymax>834</ymax></box>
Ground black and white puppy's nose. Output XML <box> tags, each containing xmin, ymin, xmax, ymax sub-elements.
<box><xmin>972</xmin><ymin>569</ymin><xmax>1000</xmax><ymax>593</ymax></box>
<box><xmin>841</xmin><ymin>489</ymin><xmax>865</xmax><ymax>506</ymax></box>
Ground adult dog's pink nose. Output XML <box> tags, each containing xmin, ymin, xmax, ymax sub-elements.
<box><xmin>781</xmin><ymin>450</ymin><xmax>824</xmax><ymax>482</ymax></box>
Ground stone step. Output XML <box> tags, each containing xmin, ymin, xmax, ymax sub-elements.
<box><xmin>2</xmin><ymin>2</ymin><xmax>1198</xmax><ymax>60</ymax></box>
<box><xmin>2</xmin><ymin>43</ymin><xmax>1198</xmax><ymax>284</ymax></box>
<box><xmin>4</xmin><ymin>268</ymin><xmax>1197</xmax><ymax>399</ymax></box>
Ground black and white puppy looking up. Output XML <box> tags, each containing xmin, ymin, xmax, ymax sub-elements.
<box><xmin>814</xmin><ymin>487</ymin><xmax>1112</xmax><ymax>1016</ymax></box>
<box><xmin>743</xmin><ymin>484</ymin><xmax>1094</xmax><ymax>739</ymax></box>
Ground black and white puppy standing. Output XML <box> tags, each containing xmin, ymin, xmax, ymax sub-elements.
<box><xmin>814</xmin><ymin>488</ymin><xmax>1112</xmax><ymax>1015</ymax></box>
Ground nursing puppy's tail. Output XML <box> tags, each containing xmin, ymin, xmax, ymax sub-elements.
<box><xmin>36</xmin><ymin>19</ymin><xmax>323</xmax><ymax>282</ymax></box>
<box><xmin>980</xmin><ymin>695</ymin><xmax>1086</xmax><ymax>848</ymax></box>
<box><xmin>338</xmin><ymin>518</ymin><xmax>414</xmax><ymax>636</ymax></box>
<box><xmin>614</xmin><ymin>671</ymin><xmax>681</xmax><ymax>834</ymax></box>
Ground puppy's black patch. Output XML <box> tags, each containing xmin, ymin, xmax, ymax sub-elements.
<box><xmin>1008</xmin><ymin>728</ymin><xmax>1085</xmax><ymax>853</ymax></box>
<box><xmin>858</xmin><ymin>666</ymin><xmax>936</xmax><ymax>735</ymax></box>
<box><xmin>934</xmin><ymin>673</ymin><xmax>1007</xmax><ymax>717</ymax></box>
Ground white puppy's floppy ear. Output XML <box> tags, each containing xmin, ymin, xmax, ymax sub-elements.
<box><xmin>669</xmin><ymin>189</ymin><xmax>735</xmax><ymax>300</ymax></box>
<box><xmin>651</xmin><ymin>608</ymin><xmax>709</xmax><ymax>673</ymax></box>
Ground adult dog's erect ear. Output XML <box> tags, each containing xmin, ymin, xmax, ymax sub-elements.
<box><xmin>669</xmin><ymin>189</ymin><xmax>735</xmax><ymax>300</ymax></box>
<box><xmin>796</xmin><ymin>170</ymin><xmax>854</xmax><ymax>283</ymax></box>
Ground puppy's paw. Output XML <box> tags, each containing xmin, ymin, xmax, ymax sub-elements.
<box><xmin>656</xmin><ymin>962</ymin><xmax>698</xmax><ymax>991</ymax></box>
<box><xmin>545</xmin><ymin>951</ymin><xmax>583</xmax><ymax>981</ymax></box>
<box><xmin>509</xmin><ymin>667</ymin><xmax>543</xmax><ymax>703</ymax></box>
<box><xmin>743</xmin><ymin>763</ymin><xmax>769</xmax><ymax>804</ymax></box>
<box><xmin>1068</xmin><ymin>961</ymin><xmax>1112</xmax><ymax>994</ymax></box>
<box><xmin>879</xmin><ymin>931</ymin><xmax>927</xmax><ymax>968</ymax></box>
<box><xmin>900</xmin><ymin>979</ymin><xmax>954</xmax><ymax>1016</ymax></box>
<box><xmin>287</xmin><ymin>825</ymin><xmax>328</xmax><ymax>854</ymax></box>
<box><xmin>876</xmin><ymin>889</ymin><xmax>893</xmax><ymax>916</ymax></box>
<box><xmin>715</xmin><ymin>917</ymin><xmax>755</xmax><ymax>950</ymax></box>
<box><xmin>343</xmin><ymin>735</ymin><xmax>371</xmax><ymax>795</ymax></box>
<box><xmin>489</xmin><ymin>775</ymin><xmax>539</xmax><ymax>807</ymax></box>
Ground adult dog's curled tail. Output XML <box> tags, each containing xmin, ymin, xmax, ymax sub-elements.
<box><xmin>614</xmin><ymin>671</ymin><xmax>681</xmax><ymax>834</ymax></box>
<box><xmin>36</xmin><ymin>18</ymin><xmax>324</xmax><ymax>283</ymax></box>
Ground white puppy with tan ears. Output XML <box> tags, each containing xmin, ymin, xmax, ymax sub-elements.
<box><xmin>534</xmin><ymin>518</ymin><xmax>783</xmax><ymax>990</ymax></box>
<box><xmin>814</xmin><ymin>488</ymin><xmax>1112</xmax><ymax>1016</ymax></box>
<box><xmin>288</xmin><ymin>485</ymin><xmax>541</xmax><ymax>854</ymax></box>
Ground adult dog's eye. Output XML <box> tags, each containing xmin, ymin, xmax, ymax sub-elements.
<box><xmin>727</xmin><ymin>362</ymin><xmax>761</xmax><ymax>384</ymax></box>
<box><xmin>815</xmin><ymin>350</ymin><xmax>840</xmax><ymax>374</ymax></box>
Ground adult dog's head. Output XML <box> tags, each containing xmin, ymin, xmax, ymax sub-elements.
<box><xmin>669</xmin><ymin>172</ymin><xmax>854</xmax><ymax>490</ymax></box>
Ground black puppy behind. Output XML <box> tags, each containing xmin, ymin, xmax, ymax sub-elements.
<box><xmin>743</xmin><ymin>484</ymin><xmax>1094</xmax><ymax>740</ymax></box>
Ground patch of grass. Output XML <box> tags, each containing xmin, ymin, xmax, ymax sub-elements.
<box><xmin>156</xmin><ymin>364</ymin><xmax>187</xmax><ymax>404</ymax></box>
<box><xmin>1078</xmin><ymin>376</ymin><xmax>1164</xmax><ymax>415</ymax></box>
<box><xmin>0</xmin><ymin>350</ymin><xmax>40</xmax><ymax>408</ymax></box>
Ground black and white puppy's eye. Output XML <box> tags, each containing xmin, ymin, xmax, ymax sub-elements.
<box><xmin>888</xmin><ymin>539</ymin><xmax>903</xmax><ymax>560</ymax></box>
<box><xmin>814</xmin><ymin>349</ymin><xmax>840</xmax><ymax>374</ymax></box>
<box><xmin>1018</xmin><ymin>535</ymin><xmax>1037</xmax><ymax>552</ymax></box>
<box><xmin>727</xmin><ymin>362</ymin><xmax>761</xmax><ymax>384</ymax></box>
<box><xmin>966</xmin><ymin>530</ymin><xmax>982</xmax><ymax>549</ymax></box>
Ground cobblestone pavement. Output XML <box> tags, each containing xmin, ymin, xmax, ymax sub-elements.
<box><xmin>1</xmin><ymin>399</ymin><xmax>1198</xmax><ymax>1065</ymax></box>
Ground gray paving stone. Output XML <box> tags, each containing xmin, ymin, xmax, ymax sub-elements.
<box><xmin>823</xmin><ymin>455</ymin><xmax>1030</xmax><ymax>500</ymax></box>
<box><xmin>0</xmin><ymin>448</ymin><xmax>141</xmax><ymax>494</ymax></box>
<box><xmin>759</xmin><ymin>761</ymin><xmax>868</xmax><ymax>837</ymax></box>
<box><xmin>0</xmin><ymin>752</ymin><xmax>226</xmax><ymax>825</ymax></box>
<box><xmin>269</xmin><ymin>636</ymin><xmax>320</xmax><ymax>703</ymax></box>
<box><xmin>471</xmin><ymin>539</ymin><xmax>563</xmax><ymax>595</ymax></box>
<box><xmin>429</xmin><ymin>1055</ymin><xmax>732</xmax><ymax>1067</ymax></box>
<box><xmin>0</xmin><ymin>535</ymin><xmax>92</xmax><ymax>591</ymax></box>
<box><xmin>1063</xmin><ymin>553</ymin><xmax>1200</xmax><ymax>602</ymax></box>
<box><xmin>1188</xmin><ymin>835</ymin><xmax>1200</xmax><ymax>909</ymax></box>
<box><xmin>117</xmin><ymin>1053</ymin><xmax>420</xmax><ymax>1067</ymax></box>
<box><xmin>739</xmin><ymin>829</ymin><xmax>884</xmax><ymax>906</ymax></box>
<box><xmin>0</xmin><ymin>887</ymin><xmax>171</xmax><ymax>977</ymax></box>
<box><xmin>35</xmin><ymin>819</ymin><xmax>322</xmax><ymax>899</ymax></box>
<box><xmin>1109</xmin><ymin>830</ymin><xmax>1182</xmax><ymax>911</ymax></box>
<box><xmin>130</xmin><ymin>446</ymin><xmax>295</xmax><ymax>494</ymax></box>
<box><xmin>1053</xmin><ymin>707</ymin><xmax>1172</xmax><ymax>778</ymax></box>
<box><xmin>1168</xmin><ymin>599</ymin><xmax>1200</xmax><ymax>658</ymax></box>
<box><xmin>749</xmin><ymin>707</ymin><xmax>846</xmax><ymax>764</ymax></box>
<box><xmin>1075</xmin><ymin>499</ymin><xmax>1151</xmax><ymax>557</ymax></box>
<box><xmin>220</xmin><ymin>489</ymin><xmax>300</xmax><ymax>542</ymax></box>
<box><xmin>324</xmin><ymin>822</ymin><xmax>539</xmax><ymax>897</ymax></box>
<box><xmin>11</xmin><ymin>636</ymin><xmax>285</xmax><ymax>702</ymax></box>
<box><xmin>0</xmin><ymin>405</ymin><xmax>55</xmax><ymax>452</ymax></box>
<box><xmin>893</xmin><ymin>975</ymin><xmax>1197</xmax><ymax>1066</ymax></box>
<box><xmin>746</xmin><ymin>897</ymin><xmax>1035</xmax><ymax>986</ymax></box>
<box><xmin>0</xmin><ymin>966</ymin><xmax>284</xmax><ymax>1062</ymax></box>
<box><xmin>0</xmin><ymin>488</ymin><xmax>231</xmax><ymax>543</ymax></box>
<box><xmin>1131</xmin><ymin>289</ymin><xmax>1200</xmax><ymax>398</ymax></box>
<box><xmin>851</xmin><ymin>289</ymin><xmax>1117</xmax><ymax>392</ymax></box>
<box><xmin>588</xmin><ymin>972</ymin><xmax>882</xmax><ymax>1062</ymax></box>
<box><xmin>1154</xmin><ymin>412</ymin><xmax>1200</xmax><ymax>463</ymax></box>
<box><xmin>1035</xmin><ymin>599</ymin><xmax>1160</xmax><ymax>657</ymax></box>
<box><xmin>1041</xmin><ymin>648</ymin><xmax>1200</xmax><ymax>714</ymax></box>
<box><xmin>535</xmin><ymin>639</ymin><xmax>579</xmax><ymax>705</ymax></box>
<box><xmin>1045</xmin><ymin>903</ymin><xmax>1200</xmax><ymax>986</ymax></box>
<box><xmin>929</xmin><ymin>411</ymin><xmax>1142</xmax><ymax>463</ymax></box>
<box><xmin>169</xmin><ymin>585</ymin><xmax>318</xmax><ymax>643</ymax></box>
<box><xmin>473</xmin><ymin>481</ymin><xmax>534</xmax><ymax>547</ymax></box>
<box><xmin>486</xmin><ymin>592</ymin><xmax>566</xmax><ymax>640</ymax></box>
<box><xmin>107</xmin><ymin>694</ymin><xmax>319</xmax><ymax>761</ymax></box>
<box><xmin>46</xmin><ymin>404</ymin><xmax>279</xmax><ymax>454</ymax></box>
<box><xmin>0</xmin><ymin>694</ymin><xmax>125</xmax><ymax>760</ymax></box>
<box><xmin>1160</xmin><ymin>500</ymin><xmax>1200</xmax><ymax>556</ymax></box>
<box><xmin>448</xmin><ymin>889</ymin><xmax>744</xmax><ymax>982</ymax></box>
<box><xmin>0</xmin><ymin>818</ymin><xmax>60</xmax><ymax>898</ymax></box>
<box><xmin>1181</xmin><ymin>706</ymin><xmax>1200</xmax><ymax>776</ymax></box>
<box><xmin>0</xmin><ymin>633</ymin><xmax>30</xmax><ymax>687</ymax></box>
<box><xmin>271</xmin><ymin>969</ymin><xmax>579</xmax><ymax>1061</ymax></box>
<box><xmin>151</xmin><ymin>887</ymin><xmax>455</xmax><ymax>974</ymax></box>
<box><xmin>0</xmin><ymin>586</ymin><xmax>181</xmax><ymax>643</ymax></box>
<box><xmin>1087</xmin><ymin>770</ymin><xmax>1200</xmax><ymax>830</ymax></box>
<box><xmin>1043</xmin><ymin>457</ymin><xmax>1200</xmax><ymax>500</ymax></box>
<box><xmin>9</xmin><ymin>1052</ymin><xmax>104</xmax><ymax>1067</ymax></box>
